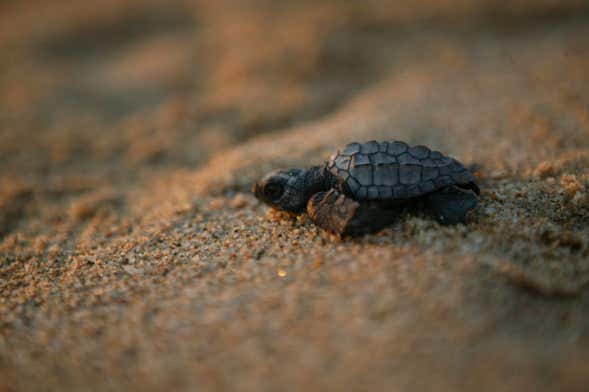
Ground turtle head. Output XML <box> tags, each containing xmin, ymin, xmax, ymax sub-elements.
<box><xmin>253</xmin><ymin>168</ymin><xmax>308</xmax><ymax>213</ymax></box>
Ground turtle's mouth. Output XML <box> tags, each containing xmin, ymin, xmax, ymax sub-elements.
<box><xmin>253</xmin><ymin>181</ymin><xmax>278</xmax><ymax>204</ymax></box>
<box><xmin>252</xmin><ymin>182</ymin><xmax>263</xmax><ymax>200</ymax></box>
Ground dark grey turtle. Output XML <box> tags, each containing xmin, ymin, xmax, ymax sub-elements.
<box><xmin>253</xmin><ymin>141</ymin><xmax>480</xmax><ymax>236</ymax></box>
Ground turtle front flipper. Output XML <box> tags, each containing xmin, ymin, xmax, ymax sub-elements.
<box><xmin>307</xmin><ymin>189</ymin><xmax>400</xmax><ymax>236</ymax></box>
<box><xmin>425</xmin><ymin>185</ymin><xmax>479</xmax><ymax>225</ymax></box>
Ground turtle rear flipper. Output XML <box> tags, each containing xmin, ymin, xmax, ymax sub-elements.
<box><xmin>425</xmin><ymin>185</ymin><xmax>478</xmax><ymax>225</ymax></box>
<box><xmin>307</xmin><ymin>189</ymin><xmax>402</xmax><ymax>236</ymax></box>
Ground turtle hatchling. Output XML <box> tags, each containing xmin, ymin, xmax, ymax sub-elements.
<box><xmin>253</xmin><ymin>141</ymin><xmax>480</xmax><ymax>235</ymax></box>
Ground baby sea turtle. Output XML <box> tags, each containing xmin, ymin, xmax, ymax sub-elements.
<box><xmin>253</xmin><ymin>141</ymin><xmax>479</xmax><ymax>236</ymax></box>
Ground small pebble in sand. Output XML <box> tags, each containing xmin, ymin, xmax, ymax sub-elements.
<box><xmin>207</xmin><ymin>197</ymin><xmax>227</xmax><ymax>211</ymax></box>
<box><xmin>560</xmin><ymin>174</ymin><xmax>581</xmax><ymax>198</ymax></box>
<box><xmin>534</xmin><ymin>161</ymin><xmax>556</xmax><ymax>178</ymax></box>
<box><xmin>69</xmin><ymin>190</ymin><xmax>122</xmax><ymax>221</ymax></box>
<box><xmin>230</xmin><ymin>194</ymin><xmax>249</xmax><ymax>209</ymax></box>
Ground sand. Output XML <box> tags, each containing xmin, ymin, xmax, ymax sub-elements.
<box><xmin>1</xmin><ymin>0</ymin><xmax>589</xmax><ymax>391</ymax></box>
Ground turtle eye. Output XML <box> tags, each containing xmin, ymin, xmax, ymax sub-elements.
<box><xmin>264</xmin><ymin>183</ymin><xmax>284</xmax><ymax>200</ymax></box>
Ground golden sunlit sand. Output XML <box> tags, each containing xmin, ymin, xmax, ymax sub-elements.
<box><xmin>1</xmin><ymin>1</ymin><xmax>589</xmax><ymax>390</ymax></box>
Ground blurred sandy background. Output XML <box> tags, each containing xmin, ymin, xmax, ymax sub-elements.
<box><xmin>1</xmin><ymin>0</ymin><xmax>589</xmax><ymax>391</ymax></box>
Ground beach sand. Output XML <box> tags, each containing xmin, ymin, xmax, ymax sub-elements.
<box><xmin>1</xmin><ymin>1</ymin><xmax>589</xmax><ymax>390</ymax></box>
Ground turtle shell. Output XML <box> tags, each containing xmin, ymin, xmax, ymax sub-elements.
<box><xmin>327</xmin><ymin>141</ymin><xmax>477</xmax><ymax>201</ymax></box>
